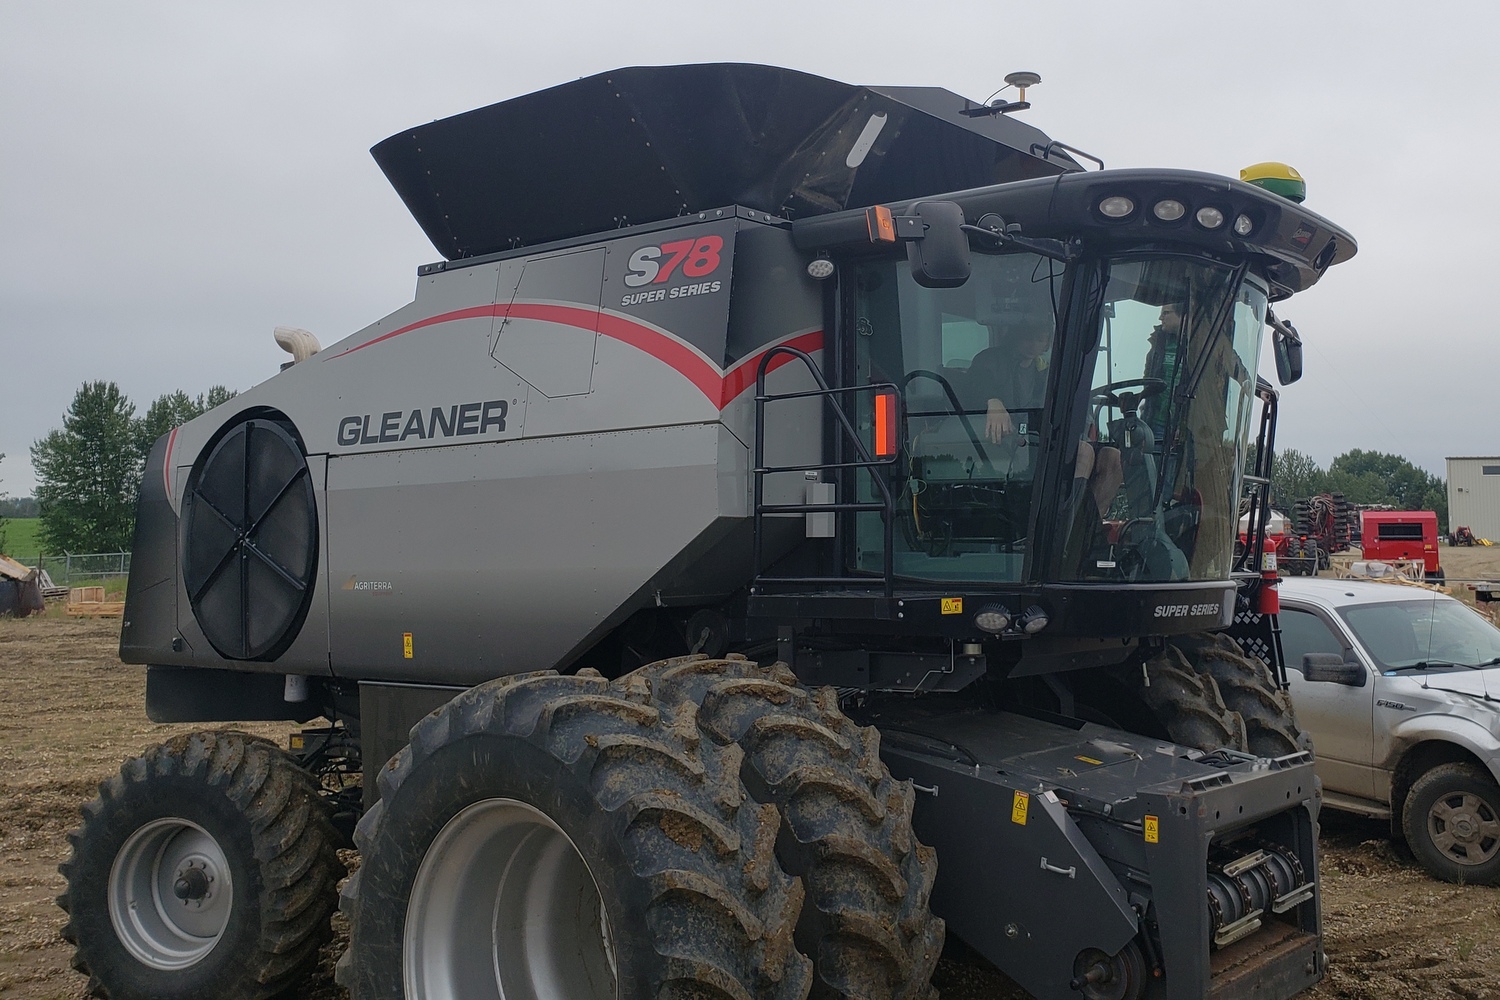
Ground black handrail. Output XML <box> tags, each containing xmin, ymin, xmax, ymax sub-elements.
<box><xmin>899</xmin><ymin>369</ymin><xmax>996</xmax><ymax>472</ymax></box>
<box><xmin>751</xmin><ymin>345</ymin><xmax>899</xmax><ymax>600</ymax></box>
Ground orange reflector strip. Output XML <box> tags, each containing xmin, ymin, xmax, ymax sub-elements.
<box><xmin>874</xmin><ymin>392</ymin><xmax>898</xmax><ymax>457</ymax></box>
<box><xmin>866</xmin><ymin>205</ymin><xmax>896</xmax><ymax>243</ymax></box>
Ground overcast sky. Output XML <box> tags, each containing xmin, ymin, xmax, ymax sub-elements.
<box><xmin>2</xmin><ymin>0</ymin><xmax>1494</xmax><ymax>497</ymax></box>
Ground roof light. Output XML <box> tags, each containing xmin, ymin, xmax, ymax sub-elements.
<box><xmin>1098</xmin><ymin>195</ymin><xmax>1134</xmax><ymax>219</ymax></box>
<box><xmin>1153</xmin><ymin>199</ymin><xmax>1186</xmax><ymax>222</ymax></box>
<box><xmin>1234</xmin><ymin>214</ymin><xmax>1254</xmax><ymax>236</ymax></box>
<box><xmin>974</xmin><ymin>605</ymin><xmax>1011</xmax><ymax>633</ymax></box>
<box><xmin>1196</xmin><ymin>206</ymin><xmax>1225</xmax><ymax>230</ymax></box>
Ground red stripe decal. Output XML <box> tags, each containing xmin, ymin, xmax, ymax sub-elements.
<box><xmin>326</xmin><ymin>302</ymin><xmax>821</xmax><ymax>410</ymax></box>
<box><xmin>718</xmin><ymin>329</ymin><xmax>825</xmax><ymax>408</ymax></box>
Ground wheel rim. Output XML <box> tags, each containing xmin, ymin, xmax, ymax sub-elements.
<box><xmin>1428</xmin><ymin>790</ymin><xmax>1500</xmax><ymax>866</ymax></box>
<box><xmin>405</xmin><ymin>798</ymin><xmax>617</xmax><ymax>1000</ymax></box>
<box><xmin>107</xmin><ymin>818</ymin><xmax>234</xmax><ymax>970</ymax></box>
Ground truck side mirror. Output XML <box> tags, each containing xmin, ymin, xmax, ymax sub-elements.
<box><xmin>1301</xmin><ymin>652</ymin><xmax>1365</xmax><ymax>686</ymax></box>
<box><xmin>902</xmin><ymin>201</ymin><xmax>971</xmax><ymax>289</ymax></box>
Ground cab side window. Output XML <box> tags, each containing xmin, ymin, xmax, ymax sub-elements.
<box><xmin>1280</xmin><ymin>608</ymin><xmax>1346</xmax><ymax>672</ymax></box>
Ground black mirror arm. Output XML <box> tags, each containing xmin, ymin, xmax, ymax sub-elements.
<box><xmin>961</xmin><ymin>220</ymin><xmax>1080</xmax><ymax>263</ymax></box>
<box><xmin>1266</xmin><ymin>308</ymin><xmax>1301</xmax><ymax>347</ymax></box>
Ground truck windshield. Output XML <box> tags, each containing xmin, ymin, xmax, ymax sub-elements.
<box><xmin>1054</xmin><ymin>256</ymin><xmax>1265</xmax><ymax>584</ymax></box>
<box><xmin>850</xmin><ymin>251</ymin><xmax>1064</xmax><ymax>583</ymax></box>
<box><xmin>1341</xmin><ymin>598</ymin><xmax>1500</xmax><ymax>671</ymax></box>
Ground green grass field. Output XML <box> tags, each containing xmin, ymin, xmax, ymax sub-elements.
<box><xmin>0</xmin><ymin>518</ymin><xmax>42</xmax><ymax>562</ymax></box>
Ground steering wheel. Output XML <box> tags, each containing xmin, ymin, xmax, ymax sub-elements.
<box><xmin>1091</xmin><ymin>377</ymin><xmax>1168</xmax><ymax>415</ymax></box>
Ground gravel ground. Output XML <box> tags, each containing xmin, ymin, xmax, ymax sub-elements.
<box><xmin>2</xmin><ymin>613</ymin><xmax>1496</xmax><ymax>999</ymax></box>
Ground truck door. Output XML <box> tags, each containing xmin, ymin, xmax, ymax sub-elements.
<box><xmin>1281</xmin><ymin>606</ymin><xmax>1377</xmax><ymax>800</ymax></box>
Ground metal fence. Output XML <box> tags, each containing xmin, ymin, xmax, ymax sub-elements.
<box><xmin>29</xmin><ymin>552</ymin><xmax>132</xmax><ymax>590</ymax></box>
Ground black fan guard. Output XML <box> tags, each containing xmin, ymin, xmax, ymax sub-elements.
<box><xmin>181</xmin><ymin>418</ymin><xmax>318</xmax><ymax>660</ymax></box>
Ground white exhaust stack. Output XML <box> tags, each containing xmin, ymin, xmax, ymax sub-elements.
<box><xmin>274</xmin><ymin>326</ymin><xmax>322</xmax><ymax>364</ymax></box>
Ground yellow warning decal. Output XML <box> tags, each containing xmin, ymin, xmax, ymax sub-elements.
<box><xmin>941</xmin><ymin>597</ymin><xmax>964</xmax><ymax>615</ymax></box>
<box><xmin>1075</xmin><ymin>755</ymin><xmax>1104</xmax><ymax>766</ymax></box>
<box><xmin>403</xmin><ymin>633</ymin><xmax>414</xmax><ymax>659</ymax></box>
<box><xmin>1011</xmin><ymin>790</ymin><xmax>1029</xmax><ymax>825</ymax></box>
<box><xmin>1144</xmin><ymin>815</ymin><xmax>1160</xmax><ymax>844</ymax></box>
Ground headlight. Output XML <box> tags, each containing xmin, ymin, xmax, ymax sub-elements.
<box><xmin>1196</xmin><ymin>206</ymin><xmax>1226</xmax><ymax>229</ymax></box>
<box><xmin>974</xmin><ymin>606</ymin><xmax>1011</xmax><ymax>633</ymax></box>
<box><xmin>1153</xmin><ymin>199</ymin><xmax>1186</xmax><ymax>222</ymax></box>
<box><xmin>1098</xmin><ymin>195</ymin><xmax>1135</xmax><ymax>219</ymax></box>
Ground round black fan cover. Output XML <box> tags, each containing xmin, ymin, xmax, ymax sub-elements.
<box><xmin>182</xmin><ymin>419</ymin><xmax>318</xmax><ymax>660</ymax></box>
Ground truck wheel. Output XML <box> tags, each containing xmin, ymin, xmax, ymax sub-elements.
<box><xmin>1173</xmin><ymin>633</ymin><xmax>1309</xmax><ymax>758</ymax></box>
<box><xmin>338</xmin><ymin>669</ymin><xmax>812</xmax><ymax>1000</ymax></box>
<box><xmin>1133</xmin><ymin>644</ymin><xmax>1248</xmax><ymax>753</ymax></box>
<box><xmin>57</xmin><ymin>732</ymin><xmax>343</xmax><ymax>1000</ymax></box>
<box><xmin>645</xmin><ymin>656</ymin><xmax>942</xmax><ymax>1000</ymax></box>
<box><xmin>1401</xmin><ymin>763</ymin><xmax>1500</xmax><ymax>885</ymax></box>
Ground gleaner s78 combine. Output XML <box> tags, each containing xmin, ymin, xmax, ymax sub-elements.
<box><xmin>59</xmin><ymin>65</ymin><xmax>1356</xmax><ymax>1000</ymax></box>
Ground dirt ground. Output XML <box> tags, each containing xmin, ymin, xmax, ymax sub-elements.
<box><xmin>4</xmin><ymin>559</ymin><xmax>1500</xmax><ymax>999</ymax></box>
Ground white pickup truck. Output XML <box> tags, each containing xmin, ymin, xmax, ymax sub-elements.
<box><xmin>1277</xmin><ymin>577</ymin><xmax>1500</xmax><ymax>884</ymax></box>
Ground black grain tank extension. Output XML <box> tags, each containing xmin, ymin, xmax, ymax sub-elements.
<box><xmin>371</xmin><ymin>63</ymin><xmax>1082</xmax><ymax>259</ymax></box>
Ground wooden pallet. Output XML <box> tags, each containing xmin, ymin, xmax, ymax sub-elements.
<box><xmin>65</xmin><ymin>601</ymin><xmax>125</xmax><ymax>618</ymax></box>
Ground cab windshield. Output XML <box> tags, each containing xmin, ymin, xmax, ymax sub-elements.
<box><xmin>1054</xmin><ymin>256</ymin><xmax>1264</xmax><ymax>583</ymax></box>
<box><xmin>850</xmin><ymin>252</ymin><xmax>1063</xmax><ymax>582</ymax></box>
<box><xmin>847</xmin><ymin>251</ymin><xmax>1264</xmax><ymax>586</ymax></box>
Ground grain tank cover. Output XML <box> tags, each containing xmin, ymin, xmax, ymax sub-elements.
<box><xmin>372</xmin><ymin>63</ymin><xmax>1080</xmax><ymax>260</ymax></box>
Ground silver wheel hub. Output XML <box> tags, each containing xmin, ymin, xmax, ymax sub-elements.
<box><xmin>108</xmin><ymin>818</ymin><xmax>234</xmax><ymax>969</ymax></box>
<box><xmin>1429</xmin><ymin>791</ymin><xmax>1500</xmax><ymax>865</ymax></box>
<box><xmin>405</xmin><ymin>797</ymin><xmax>618</xmax><ymax>1000</ymax></box>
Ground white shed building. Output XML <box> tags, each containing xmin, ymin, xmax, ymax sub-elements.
<box><xmin>1447</xmin><ymin>457</ymin><xmax>1500</xmax><ymax>540</ymax></box>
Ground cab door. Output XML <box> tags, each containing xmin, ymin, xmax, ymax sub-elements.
<box><xmin>1280</xmin><ymin>604</ymin><xmax>1377</xmax><ymax>800</ymax></box>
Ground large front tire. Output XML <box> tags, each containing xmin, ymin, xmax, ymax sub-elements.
<box><xmin>1172</xmin><ymin>633</ymin><xmax>1308</xmax><ymax>758</ymax></box>
<box><xmin>339</xmin><ymin>669</ymin><xmax>813</xmax><ymax>1000</ymax></box>
<box><xmin>57</xmin><ymin>732</ymin><xmax>343</xmax><ymax>1000</ymax></box>
<box><xmin>645</xmin><ymin>656</ymin><xmax>943</xmax><ymax>1000</ymax></box>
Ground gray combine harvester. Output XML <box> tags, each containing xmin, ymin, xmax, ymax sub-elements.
<box><xmin>58</xmin><ymin>64</ymin><xmax>1355</xmax><ymax>1000</ymax></box>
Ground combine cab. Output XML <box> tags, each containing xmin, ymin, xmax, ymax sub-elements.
<box><xmin>60</xmin><ymin>65</ymin><xmax>1355</xmax><ymax>1000</ymax></box>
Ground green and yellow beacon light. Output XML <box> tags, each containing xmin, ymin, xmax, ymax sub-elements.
<box><xmin>1240</xmin><ymin>162</ymin><xmax>1306</xmax><ymax>203</ymax></box>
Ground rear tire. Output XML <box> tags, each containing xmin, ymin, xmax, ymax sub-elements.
<box><xmin>644</xmin><ymin>656</ymin><xmax>943</xmax><ymax>1000</ymax></box>
<box><xmin>1401</xmin><ymin>763</ymin><xmax>1500</xmax><ymax>885</ymax></box>
<box><xmin>57</xmin><ymin>732</ymin><xmax>343</xmax><ymax>1000</ymax></box>
<box><xmin>338</xmin><ymin>668</ymin><xmax>812</xmax><ymax>1000</ymax></box>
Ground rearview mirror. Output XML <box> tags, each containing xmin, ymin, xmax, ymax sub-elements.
<box><xmin>1268</xmin><ymin>311</ymin><xmax>1304</xmax><ymax>385</ymax></box>
<box><xmin>1274</xmin><ymin>334</ymin><xmax>1303</xmax><ymax>385</ymax></box>
<box><xmin>1302</xmin><ymin>652</ymin><xmax>1365</xmax><ymax>686</ymax></box>
<box><xmin>904</xmin><ymin>201</ymin><xmax>971</xmax><ymax>289</ymax></box>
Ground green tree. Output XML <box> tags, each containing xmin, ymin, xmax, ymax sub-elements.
<box><xmin>133</xmin><ymin>385</ymin><xmax>236</xmax><ymax>461</ymax></box>
<box><xmin>1268</xmin><ymin>447</ymin><xmax>1326</xmax><ymax>506</ymax></box>
<box><xmin>1327</xmin><ymin>449</ymin><xmax>1448</xmax><ymax>527</ymax></box>
<box><xmin>31</xmin><ymin>382</ymin><xmax>140</xmax><ymax>552</ymax></box>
